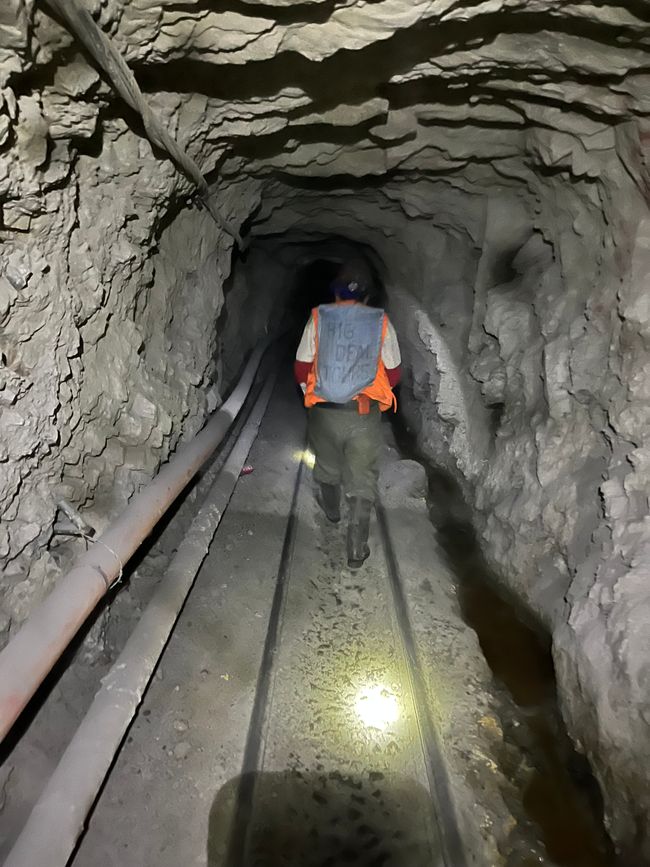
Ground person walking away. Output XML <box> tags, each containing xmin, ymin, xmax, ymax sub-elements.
<box><xmin>294</xmin><ymin>262</ymin><xmax>401</xmax><ymax>568</ymax></box>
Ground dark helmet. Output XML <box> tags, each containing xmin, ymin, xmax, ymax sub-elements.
<box><xmin>331</xmin><ymin>258</ymin><xmax>373</xmax><ymax>299</ymax></box>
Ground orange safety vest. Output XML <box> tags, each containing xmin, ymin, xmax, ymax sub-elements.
<box><xmin>304</xmin><ymin>305</ymin><xmax>397</xmax><ymax>414</ymax></box>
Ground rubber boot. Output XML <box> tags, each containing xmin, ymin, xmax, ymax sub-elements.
<box><xmin>316</xmin><ymin>483</ymin><xmax>341</xmax><ymax>523</ymax></box>
<box><xmin>347</xmin><ymin>497</ymin><xmax>372</xmax><ymax>568</ymax></box>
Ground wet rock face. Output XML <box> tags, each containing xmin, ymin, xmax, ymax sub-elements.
<box><xmin>2</xmin><ymin>0</ymin><xmax>650</xmax><ymax>858</ymax></box>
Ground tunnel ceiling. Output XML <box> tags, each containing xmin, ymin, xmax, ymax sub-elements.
<box><xmin>4</xmin><ymin>0</ymin><xmax>650</xmax><ymax>223</ymax></box>
<box><xmin>2</xmin><ymin>2</ymin><xmax>650</xmax><ymax>861</ymax></box>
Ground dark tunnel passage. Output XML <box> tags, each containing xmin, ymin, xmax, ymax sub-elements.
<box><xmin>212</xmin><ymin>236</ymin><xmax>622</xmax><ymax>866</ymax></box>
<box><xmin>0</xmin><ymin>198</ymin><xmax>645</xmax><ymax>867</ymax></box>
<box><xmin>2</xmin><ymin>3</ymin><xmax>650</xmax><ymax>866</ymax></box>
<box><xmin>291</xmin><ymin>258</ymin><xmax>340</xmax><ymax>318</ymax></box>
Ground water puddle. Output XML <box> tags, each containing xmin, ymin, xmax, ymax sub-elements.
<box><xmin>391</xmin><ymin>421</ymin><xmax>618</xmax><ymax>866</ymax></box>
<box><xmin>436</xmin><ymin>509</ymin><xmax>615</xmax><ymax>867</ymax></box>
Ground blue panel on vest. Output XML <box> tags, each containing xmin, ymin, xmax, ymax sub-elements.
<box><xmin>315</xmin><ymin>305</ymin><xmax>384</xmax><ymax>404</ymax></box>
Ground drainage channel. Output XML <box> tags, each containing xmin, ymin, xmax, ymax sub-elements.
<box><xmin>440</xmin><ymin>515</ymin><xmax>617</xmax><ymax>867</ymax></box>
<box><xmin>391</xmin><ymin>427</ymin><xmax>619</xmax><ymax>867</ymax></box>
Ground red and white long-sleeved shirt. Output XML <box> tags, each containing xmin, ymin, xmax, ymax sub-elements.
<box><xmin>294</xmin><ymin>305</ymin><xmax>402</xmax><ymax>392</ymax></box>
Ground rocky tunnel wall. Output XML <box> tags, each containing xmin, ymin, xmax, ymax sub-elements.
<box><xmin>224</xmin><ymin>174</ymin><xmax>650</xmax><ymax>854</ymax></box>
<box><xmin>1</xmin><ymin>0</ymin><xmax>650</xmax><ymax>859</ymax></box>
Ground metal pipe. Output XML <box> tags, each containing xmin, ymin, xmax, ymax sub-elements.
<box><xmin>4</xmin><ymin>372</ymin><xmax>277</xmax><ymax>867</ymax></box>
<box><xmin>0</xmin><ymin>342</ymin><xmax>268</xmax><ymax>743</ymax></box>
<box><xmin>43</xmin><ymin>0</ymin><xmax>243</xmax><ymax>246</ymax></box>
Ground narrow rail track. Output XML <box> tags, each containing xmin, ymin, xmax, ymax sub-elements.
<box><xmin>6</xmin><ymin>370</ymin><xmax>467</xmax><ymax>867</ymax></box>
<box><xmin>221</xmin><ymin>452</ymin><xmax>466</xmax><ymax>867</ymax></box>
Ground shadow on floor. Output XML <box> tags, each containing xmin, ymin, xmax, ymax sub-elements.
<box><xmin>208</xmin><ymin>770</ymin><xmax>440</xmax><ymax>867</ymax></box>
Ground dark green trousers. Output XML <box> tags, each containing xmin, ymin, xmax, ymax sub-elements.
<box><xmin>308</xmin><ymin>404</ymin><xmax>383</xmax><ymax>501</ymax></box>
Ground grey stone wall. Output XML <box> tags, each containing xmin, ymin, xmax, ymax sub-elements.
<box><xmin>2</xmin><ymin>0</ymin><xmax>650</xmax><ymax>858</ymax></box>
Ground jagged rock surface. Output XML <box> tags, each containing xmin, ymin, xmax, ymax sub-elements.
<box><xmin>1</xmin><ymin>0</ymin><xmax>650</xmax><ymax>860</ymax></box>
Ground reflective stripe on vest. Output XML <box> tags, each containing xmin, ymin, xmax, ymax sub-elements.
<box><xmin>304</xmin><ymin>304</ymin><xmax>397</xmax><ymax>413</ymax></box>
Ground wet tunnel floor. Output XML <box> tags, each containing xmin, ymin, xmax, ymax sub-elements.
<box><xmin>70</xmin><ymin>374</ymin><xmax>616</xmax><ymax>867</ymax></box>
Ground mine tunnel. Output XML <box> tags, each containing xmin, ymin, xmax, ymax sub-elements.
<box><xmin>0</xmin><ymin>2</ymin><xmax>649</xmax><ymax>866</ymax></box>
